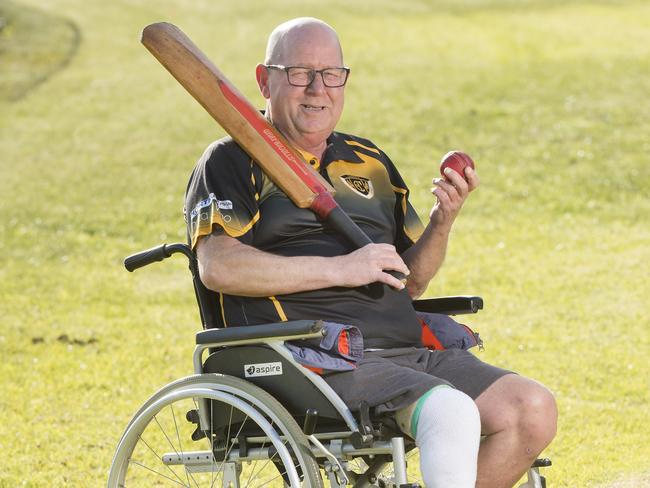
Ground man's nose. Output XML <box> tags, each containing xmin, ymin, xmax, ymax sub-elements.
<box><xmin>305</xmin><ymin>72</ymin><xmax>327</xmax><ymax>93</ymax></box>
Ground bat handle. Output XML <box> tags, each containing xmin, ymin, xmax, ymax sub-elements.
<box><xmin>325</xmin><ymin>206</ymin><xmax>407</xmax><ymax>284</ymax></box>
<box><xmin>385</xmin><ymin>270</ymin><xmax>408</xmax><ymax>283</ymax></box>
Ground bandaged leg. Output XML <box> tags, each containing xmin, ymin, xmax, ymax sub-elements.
<box><xmin>394</xmin><ymin>386</ymin><xmax>481</xmax><ymax>488</ymax></box>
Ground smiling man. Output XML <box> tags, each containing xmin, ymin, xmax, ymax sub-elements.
<box><xmin>257</xmin><ymin>22</ymin><xmax>345</xmax><ymax>160</ymax></box>
<box><xmin>184</xmin><ymin>17</ymin><xmax>557</xmax><ymax>488</ymax></box>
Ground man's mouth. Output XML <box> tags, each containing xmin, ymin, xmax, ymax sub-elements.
<box><xmin>301</xmin><ymin>104</ymin><xmax>326</xmax><ymax>112</ymax></box>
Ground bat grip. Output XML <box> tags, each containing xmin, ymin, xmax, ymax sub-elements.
<box><xmin>325</xmin><ymin>206</ymin><xmax>407</xmax><ymax>283</ymax></box>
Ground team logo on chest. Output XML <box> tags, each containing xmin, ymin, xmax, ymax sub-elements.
<box><xmin>340</xmin><ymin>174</ymin><xmax>374</xmax><ymax>199</ymax></box>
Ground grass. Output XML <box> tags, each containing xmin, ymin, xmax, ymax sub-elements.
<box><xmin>1</xmin><ymin>0</ymin><xmax>649</xmax><ymax>486</ymax></box>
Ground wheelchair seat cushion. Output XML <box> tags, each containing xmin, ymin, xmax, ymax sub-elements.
<box><xmin>323</xmin><ymin>347</ymin><xmax>512</xmax><ymax>415</ymax></box>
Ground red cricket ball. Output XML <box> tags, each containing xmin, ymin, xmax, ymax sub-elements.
<box><xmin>440</xmin><ymin>151</ymin><xmax>475</xmax><ymax>181</ymax></box>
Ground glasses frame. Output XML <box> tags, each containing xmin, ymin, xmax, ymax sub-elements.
<box><xmin>265</xmin><ymin>64</ymin><xmax>351</xmax><ymax>88</ymax></box>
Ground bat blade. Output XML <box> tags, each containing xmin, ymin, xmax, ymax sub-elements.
<box><xmin>141</xmin><ymin>22</ymin><xmax>334</xmax><ymax>211</ymax></box>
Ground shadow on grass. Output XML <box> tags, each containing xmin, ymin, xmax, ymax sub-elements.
<box><xmin>0</xmin><ymin>0</ymin><xmax>80</xmax><ymax>102</ymax></box>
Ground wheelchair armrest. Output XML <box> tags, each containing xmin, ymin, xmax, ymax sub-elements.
<box><xmin>195</xmin><ymin>319</ymin><xmax>324</xmax><ymax>346</ymax></box>
<box><xmin>413</xmin><ymin>295</ymin><xmax>483</xmax><ymax>315</ymax></box>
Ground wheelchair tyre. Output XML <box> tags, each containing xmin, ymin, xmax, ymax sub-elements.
<box><xmin>108</xmin><ymin>374</ymin><xmax>323</xmax><ymax>487</ymax></box>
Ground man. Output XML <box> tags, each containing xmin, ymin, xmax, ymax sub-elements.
<box><xmin>185</xmin><ymin>17</ymin><xmax>557</xmax><ymax>488</ymax></box>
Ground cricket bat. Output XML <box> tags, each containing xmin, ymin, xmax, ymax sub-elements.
<box><xmin>141</xmin><ymin>22</ymin><xmax>405</xmax><ymax>274</ymax></box>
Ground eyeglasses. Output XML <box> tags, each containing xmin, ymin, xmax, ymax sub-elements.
<box><xmin>265</xmin><ymin>64</ymin><xmax>350</xmax><ymax>87</ymax></box>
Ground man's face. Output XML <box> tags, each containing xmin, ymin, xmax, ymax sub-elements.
<box><xmin>259</xmin><ymin>27</ymin><xmax>345</xmax><ymax>149</ymax></box>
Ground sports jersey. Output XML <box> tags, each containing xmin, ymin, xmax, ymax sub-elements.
<box><xmin>184</xmin><ymin>131</ymin><xmax>426</xmax><ymax>349</ymax></box>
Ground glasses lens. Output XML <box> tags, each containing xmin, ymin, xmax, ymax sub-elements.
<box><xmin>286</xmin><ymin>67</ymin><xmax>313</xmax><ymax>86</ymax></box>
<box><xmin>322</xmin><ymin>68</ymin><xmax>348</xmax><ymax>87</ymax></box>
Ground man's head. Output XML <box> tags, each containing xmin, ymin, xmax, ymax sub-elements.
<box><xmin>256</xmin><ymin>18</ymin><xmax>347</xmax><ymax>154</ymax></box>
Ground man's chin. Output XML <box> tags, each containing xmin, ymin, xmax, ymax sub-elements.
<box><xmin>296</xmin><ymin>120</ymin><xmax>334</xmax><ymax>137</ymax></box>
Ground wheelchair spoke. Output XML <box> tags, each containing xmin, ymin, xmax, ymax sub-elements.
<box><xmin>243</xmin><ymin>421</ymin><xmax>302</xmax><ymax>487</ymax></box>
<box><xmin>254</xmin><ymin>467</ymin><xmax>293</xmax><ymax>487</ymax></box>
<box><xmin>169</xmin><ymin>404</ymin><xmax>197</xmax><ymax>488</ymax></box>
<box><xmin>135</xmin><ymin>434</ymin><xmax>190</xmax><ymax>486</ymax></box>
<box><xmin>170</xmin><ymin>403</ymin><xmax>186</xmax><ymax>460</ymax></box>
<box><xmin>188</xmin><ymin>397</ymin><xmax>220</xmax><ymax>488</ymax></box>
<box><xmin>154</xmin><ymin>412</ymin><xmax>200</xmax><ymax>488</ymax></box>
<box><xmin>257</xmin><ymin>459</ymin><xmax>303</xmax><ymax>488</ymax></box>
<box><xmin>129</xmin><ymin>459</ymin><xmax>187</xmax><ymax>486</ymax></box>
<box><xmin>204</xmin><ymin>398</ymin><xmax>233</xmax><ymax>488</ymax></box>
<box><xmin>243</xmin><ymin>420</ymin><xmax>274</xmax><ymax>486</ymax></box>
<box><xmin>210</xmin><ymin>399</ymin><xmax>215</xmax><ymax>488</ymax></box>
<box><xmin>215</xmin><ymin>413</ymin><xmax>249</xmax><ymax>476</ymax></box>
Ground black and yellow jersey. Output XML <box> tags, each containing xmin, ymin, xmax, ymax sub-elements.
<box><xmin>184</xmin><ymin>131</ymin><xmax>426</xmax><ymax>349</ymax></box>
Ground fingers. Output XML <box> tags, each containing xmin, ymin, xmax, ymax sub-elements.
<box><xmin>440</xmin><ymin>167</ymin><xmax>469</xmax><ymax>196</ymax></box>
<box><xmin>431</xmin><ymin>183</ymin><xmax>452</xmax><ymax>209</ymax></box>
<box><xmin>429</xmin><ymin>166</ymin><xmax>480</xmax><ymax>226</ymax></box>
<box><xmin>437</xmin><ymin>166</ymin><xmax>480</xmax><ymax>193</ymax></box>
<box><xmin>341</xmin><ymin>244</ymin><xmax>410</xmax><ymax>290</ymax></box>
<box><xmin>432</xmin><ymin>165</ymin><xmax>480</xmax><ymax>204</ymax></box>
<box><xmin>432</xmin><ymin>174</ymin><xmax>464</xmax><ymax>208</ymax></box>
<box><xmin>379</xmin><ymin>271</ymin><xmax>408</xmax><ymax>290</ymax></box>
<box><xmin>464</xmin><ymin>166</ymin><xmax>480</xmax><ymax>191</ymax></box>
<box><xmin>364</xmin><ymin>243</ymin><xmax>409</xmax><ymax>268</ymax></box>
<box><xmin>374</xmin><ymin>246</ymin><xmax>410</xmax><ymax>289</ymax></box>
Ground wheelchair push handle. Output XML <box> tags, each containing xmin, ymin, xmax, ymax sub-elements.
<box><xmin>124</xmin><ymin>243</ymin><xmax>194</xmax><ymax>271</ymax></box>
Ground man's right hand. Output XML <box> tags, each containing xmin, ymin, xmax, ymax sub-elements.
<box><xmin>335</xmin><ymin>243</ymin><xmax>410</xmax><ymax>290</ymax></box>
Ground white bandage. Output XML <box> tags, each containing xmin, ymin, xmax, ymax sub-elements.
<box><xmin>412</xmin><ymin>387</ymin><xmax>481</xmax><ymax>488</ymax></box>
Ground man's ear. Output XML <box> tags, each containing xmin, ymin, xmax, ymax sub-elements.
<box><xmin>255</xmin><ymin>64</ymin><xmax>270</xmax><ymax>99</ymax></box>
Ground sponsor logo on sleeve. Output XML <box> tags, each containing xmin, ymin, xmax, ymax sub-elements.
<box><xmin>217</xmin><ymin>200</ymin><xmax>233</xmax><ymax>210</ymax></box>
<box><xmin>190</xmin><ymin>193</ymin><xmax>234</xmax><ymax>219</ymax></box>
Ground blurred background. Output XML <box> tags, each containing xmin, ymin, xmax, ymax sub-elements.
<box><xmin>1</xmin><ymin>0</ymin><xmax>648</xmax><ymax>486</ymax></box>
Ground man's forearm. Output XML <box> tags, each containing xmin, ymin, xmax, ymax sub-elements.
<box><xmin>403</xmin><ymin>164</ymin><xmax>479</xmax><ymax>299</ymax></box>
<box><xmin>401</xmin><ymin>222</ymin><xmax>452</xmax><ymax>299</ymax></box>
<box><xmin>196</xmin><ymin>234</ymin><xmax>410</xmax><ymax>296</ymax></box>
<box><xmin>197</xmin><ymin>234</ymin><xmax>342</xmax><ymax>296</ymax></box>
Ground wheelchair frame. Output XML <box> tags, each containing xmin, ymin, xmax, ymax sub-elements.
<box><xmin>107</xmin><ymin>242</ymin><xmax>550</xmax><ymax>487</ymax></box>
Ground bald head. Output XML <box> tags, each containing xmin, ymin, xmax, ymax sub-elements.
<box><xmin>256</xmin><ymin>17</ymin><xmax>347</xmax><ymax>158</ymax></box>
<box><xmin>264</xmin><ymin>17</ymin><xmax>343</xmax><ymax>65</ymax></box>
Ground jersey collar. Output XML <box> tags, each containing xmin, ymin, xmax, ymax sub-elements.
<box><xmin>299</xmin><ymin>133</ymin><xmax>365</xmax><ymax>171</ymax></box>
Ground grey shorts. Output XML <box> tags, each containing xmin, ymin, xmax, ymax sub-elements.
<box><xmin>323</xmin><ymin>347</ymin><xmax>513</xmax><ymax>414</ymax></box>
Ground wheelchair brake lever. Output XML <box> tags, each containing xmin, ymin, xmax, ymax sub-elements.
<box><xmin>308</xmin><ymin>435</ymin><xmax>350</xmax><ymax>486</ymax></box>
<box><xmin>350</xmin><ymin>401</ymin><xmax>375</xmax><ymax>448</ymax></box>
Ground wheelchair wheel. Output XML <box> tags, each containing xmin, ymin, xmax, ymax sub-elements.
<box><xmin>108</xmin><ymin>374</ymin><xmax>323</xmax><ymax>487</ymax></box>
<box><xmin>348</xmin><ymin>450</ymin><xmax>423</xmax><ymax>487</ymax></box>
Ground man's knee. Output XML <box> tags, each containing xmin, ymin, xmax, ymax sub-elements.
<box><xmin>520</xmin><ymin>382</ymin><xmax>558</xmax><ymax>450</ymax></box>
<box><xmin>478</xmin><ymin>375</ymin><xmax>558</xmax><ymax>453</ymax></box>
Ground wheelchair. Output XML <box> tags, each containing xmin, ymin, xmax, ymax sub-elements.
<box><xmin>107</xmin><ymin>242</ymin><xmax>551</xmax><ymax>487</ymax></box>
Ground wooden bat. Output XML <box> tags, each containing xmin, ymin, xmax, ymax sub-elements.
<box><xmin>141</xmin><ymin>22</ymin><xmax>403</xmax><ymax>269</ymax></box>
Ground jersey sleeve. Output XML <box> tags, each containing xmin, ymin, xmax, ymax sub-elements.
<box><xmin>382</xmin><ymin>153</ymin><xmax>425</xmax><ymax>254</ymax></box>
<box><xmin>184</xmin><ymin>139</ymin><xmax>261</xmax><ymax>249</ymax></box>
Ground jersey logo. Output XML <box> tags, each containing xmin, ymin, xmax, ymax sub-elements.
<box><xmin>340</xmin><ymin>175</ymin><xmax>374</xmax><ymax>199</ymax></box>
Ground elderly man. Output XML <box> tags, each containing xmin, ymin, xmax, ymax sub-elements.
<box><xmin>185</xmin><ymin>17</ymin><xmax>557</xmax><ymax>488</ymax></box>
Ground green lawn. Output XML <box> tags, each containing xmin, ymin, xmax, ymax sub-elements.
<box><xmin>1</xmin><ymin>0</ymin><xmax>648</xmax><ymax>486</ymax></box>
